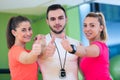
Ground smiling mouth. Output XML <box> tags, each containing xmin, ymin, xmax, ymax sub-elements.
<box><xmin>85</xmin><ymin>33</ymin><xmax>91</xmax><ymax>36</ymax></box>
<box><xmin>24</xmin><ymin>36</ymin><xmax>32</xmax><ymax>39</ymax></box>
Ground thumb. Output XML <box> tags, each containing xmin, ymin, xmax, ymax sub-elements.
<box><xmin>50</xmin><ymin>36</ymin><xmax>55</xmax><ymax>44</ymax></box>
<box><xmin>34</xmin><ymin>35</ymin><xmax>42</xmax><ymax>43</ymax></box>
<box><xmin>60</xmin><ymin>32</ymin><xmax>66</xmax><ymax>39</ymax></box>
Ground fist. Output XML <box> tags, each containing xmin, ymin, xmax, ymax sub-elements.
<box><xmin>32</xmin><ymin>35</ymin><xmax>42</xmax><ymax>55</ymax></box>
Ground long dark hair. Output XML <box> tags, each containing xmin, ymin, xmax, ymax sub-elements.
<box><xmin>6</xmin><ymin>16</ymin><xmax>31</xmax><ymax>49</ymax></box>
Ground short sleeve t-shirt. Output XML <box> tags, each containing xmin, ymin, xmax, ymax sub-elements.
<box><xmin>37</xmin><ymin>34</ymin><xmax>80</xmax><ymax>80</ymax></box>
<box><xmin>8</xmin><ymin>45</ymin><xmax>38</xmax><ymax>80</ymax></box>
<box><xmin>79</xmin><ymin>41</ymin><xmax>111</xmax><ymax>80</ymax></box>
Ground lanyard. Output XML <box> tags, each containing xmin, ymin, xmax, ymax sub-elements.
<box><xmin>49</xmin><ymin>33</ymin><xmax>67</xmax><ymax>69</ymax></box>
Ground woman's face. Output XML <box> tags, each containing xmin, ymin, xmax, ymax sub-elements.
<box><xmin>13</xmin><ymin>21</ymin><xmax>33</xmax><ymax>44</ymax></box>
<box><xmin>83</xmin><ymin>17</ymin><xmax>103</xmax><ymax>41</ymax></box>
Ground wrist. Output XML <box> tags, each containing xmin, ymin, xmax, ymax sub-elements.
<box><xmin>68</xmin><ymin>44</ymin><xmax>77</xmax><ymax>54</ymax></box>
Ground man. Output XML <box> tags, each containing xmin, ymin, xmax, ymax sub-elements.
<box><xmin>38</xmin><ymin>4</ymin><xmax>80</xmax><ymax>80</ymax></box>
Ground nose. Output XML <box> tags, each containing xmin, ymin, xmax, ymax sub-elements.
<box><xmin>84</xmin><ymin>26</ymin><xmax>90</xmax><ymax>31</ymax></box>
<box><xmin>26</xmin><ymin>30</ymin><xmax>32</xmax><ymax>36</ymax></box>
<box><xmin>55</xmin><ymin>19</ymin><xmax>59</xmax><ymax>24</ymax></box>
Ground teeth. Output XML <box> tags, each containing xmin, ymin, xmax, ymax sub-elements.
<box><xmin>85</xmin><ymin>33</ymin><xmax>91</xmax><ymax>37</ymax></box>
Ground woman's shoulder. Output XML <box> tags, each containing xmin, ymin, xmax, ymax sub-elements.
<box><xmin>92</xmin><ymin>41</ymin><xmax>107</xmax><ymax>47</ymax></box>
<box><xmin>92</xmin><ymin>41</ymin><xmax>108</xmax><ymax>54</ymax></box>
<box><xmin>9</xmin><ymin>45</ymin><xmax>25</xmax><ymax>52</ymax></box>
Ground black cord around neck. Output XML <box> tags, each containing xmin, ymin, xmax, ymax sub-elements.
<box><xmin>49</xmin><ymin>33</ymin><xmax>67</xmax><ymax>69</ymax></box>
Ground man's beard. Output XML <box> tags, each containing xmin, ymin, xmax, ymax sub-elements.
<box><xmin>49</xmin><ymin>26</ymin><xmax>65</xmax><ymax>34</ymax></box>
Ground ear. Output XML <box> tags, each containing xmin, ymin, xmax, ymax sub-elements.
<box><xmin>46</xmin><ymin>19</ymin><xmax>49</xmax><ymax>25</ymax></box>
<box><xmin>65</xmin><ymin>17</ymin><xmax>68</xmax><ymax>23</ymax></box>
<box><xmin>11</xmin><ymin>30</ymin><xmax>16</xmax><ymax>37</ymax></box>
<box><xmin>100</xmin><ymin>25</ymin><xmax>104</xmax><ymax>32</ymax></box>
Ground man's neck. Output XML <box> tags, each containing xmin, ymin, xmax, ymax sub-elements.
<box><xmin>50</xmin><ymin>31</ymin><xmax>65</xmax><ymax>39</ymax></box>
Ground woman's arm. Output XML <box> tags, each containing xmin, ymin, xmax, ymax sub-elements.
<box><xmin>76</xmin><ymin>44</ymin><xmax>100</xmax><ymax>57</ymax></box>
<box><xmin>61</xmin><ymin>39</ymin><xmax>100</xmax><ymax>57</ymax></box>
<box><xmin>19</xmin><ymin>35</ymin><xmax>42</xmax><ymax>64</ymax></box>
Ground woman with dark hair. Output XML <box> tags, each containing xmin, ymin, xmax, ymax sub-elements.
<box><xmin>6</xmin><ymin>16</ymin><xmax>41</xmax><ymax>80</ymax></box>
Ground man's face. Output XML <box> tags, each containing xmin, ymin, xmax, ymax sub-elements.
<box><xmin>46</xmin><ymin>9</ymin><xmax>67</xmax><ymax>34</ymax></box>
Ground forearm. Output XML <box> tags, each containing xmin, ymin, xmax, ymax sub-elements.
<box><xmin>75</xmin><ymin>46</ymin><xmax>87</xmax><ymax>57</ymax></box>
<box><xmin>76</xmin><ymin>45</ymin><xmax>99</xmax><ymax>57</ymax></box>
<box><xmin>19</xmin><ymin>51</ymin><xmax>39</xmax><ymax>64</ymax></box>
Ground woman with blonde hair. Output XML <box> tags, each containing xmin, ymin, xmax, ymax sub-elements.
<box><xmin>61</xmin><ymin>12</ymin><xmax>112</xmax><ymax>80</ymax></box>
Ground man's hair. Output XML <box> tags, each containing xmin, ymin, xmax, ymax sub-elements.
<box><xmin>46</xmin><ymin>4</ymin><xmax>67</xmax><ymax>19</ymax></box>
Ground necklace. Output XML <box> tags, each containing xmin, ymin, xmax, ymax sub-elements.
<box><xmin>50</xmin><ymin>33</ymin><xmax>67</xmax><ymax>78</ymax></box>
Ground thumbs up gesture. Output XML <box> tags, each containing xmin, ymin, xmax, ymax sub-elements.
<box><xmin>61</xmin><ymin>33</ymin><xmax>72</xmax><ymax>52</ymax></box>
<box><xmin>43</xmin><ymin>36</ymin><xmax>56</xmax><ymax>57</ymax></box>
<box><xmin>32</xmin><ymin>35</ymin><xmax>42</xmax><ymax>55</ymax></box>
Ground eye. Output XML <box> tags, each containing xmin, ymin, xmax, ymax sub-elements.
<box><xmin>83</xmin><ymin>24</ymin><xmax>87</xmax><ymax>28</ymax></box>
<box><xmin>50</xmin><ymin>17</ymin><xmax>56</xmax><ymax>21</ymax></box>
<box><xmin>28</xmin><ymin>27</ymin><xmax>32</xmax><ymax>31</ymax></box>
<box><xmin>21</xmin><ymin>28</ymin><xmax>26</xmax><ymax>32</ymax></box>
<box><xmin>90</xmin><ymin>24</ymin><xmax>95</xmax><ymax>27</ymax></box>
<box><xmin>58</xmin><ymin>16</ymin><xmax>64</xmax><ymax>20</ymax></box>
